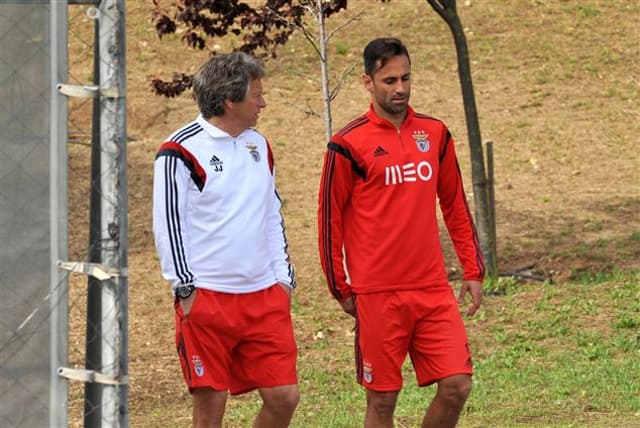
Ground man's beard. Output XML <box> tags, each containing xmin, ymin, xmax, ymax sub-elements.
<box><xmin>382</xmin><ymin>100</ymin><xmax>408</xmax><ymax>115</ymax></box>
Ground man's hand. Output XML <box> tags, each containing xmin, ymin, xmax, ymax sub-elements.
<box><xmin>179</xmin><ymin>289</ymin><xmax>197</xmax><ymax>316</ymax></box>
<box><xmin>458</xmin><ymin>280</ymin><xmax>483</xmax><ymax>317</ymax></box>
<box><xmin>340</xmin><ymin>295</ymin><xmax>356</xmax><ymax>318</ymax></box>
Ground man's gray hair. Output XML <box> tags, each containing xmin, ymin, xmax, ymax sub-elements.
<box><xmin>193</xmin><ymin>51</ymin><xmax>265</xmax><ymax>119</ymax></box>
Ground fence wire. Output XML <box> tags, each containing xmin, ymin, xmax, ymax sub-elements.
<box><xmin>1</xmin><ymin>2</ymin><xmax>65</xmax><ymax>427</ymax></box>
<box><xmin>67</xmin><ymin>2</ymin><xmax>128</xmax><ymax>427</ymax></box>
<box><xmin>1</xmin><ymin>1</ymin><xmax>126</xmax><ymax>427</ymax></box>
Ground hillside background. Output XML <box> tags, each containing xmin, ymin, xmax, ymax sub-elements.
<box><xmin>65</xmin><ymin>1</ymin><xmax>639</xmax><ymax>426</ymax></box>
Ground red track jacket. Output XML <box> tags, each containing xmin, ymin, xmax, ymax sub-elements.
<box><xmin>318</xmin><ymin>105</ymin><xmax>485</xmax><ymax>301</ymax></box>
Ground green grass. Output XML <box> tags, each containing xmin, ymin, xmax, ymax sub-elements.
<box><xmin>463</xmin><ymin>271</ymin><xmax>640</xmax><ymax>427</ymax></box>
<box><xmin>102</xmin><ymin>0</ymin><xmax>640</xmax><ymax>426</ymax></box>
<box><xmin>144</xmin><ymin>272</ymin><xmax>639</xmax><ymax>427</ymax></box>
<box><xmin>335</xmin><ymin>40</ymin><xmax>350</xmax><ymax>56</ymax></box>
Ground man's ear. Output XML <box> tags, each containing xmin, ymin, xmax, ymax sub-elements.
<box><xmin>362</xmin><ymin>73</ymin><xmax>373</xmax><ymax>92</ymax></box>
<box><xmin>223</xmin><ymin>98</ymin><xmax>233</xmax><ymax>112</ymax></box>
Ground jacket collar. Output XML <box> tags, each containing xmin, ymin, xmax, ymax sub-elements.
<box><xmin>365</xmin><ymin>103</ymin><xmax>414</xmax><ymax>129</ymax></box>
<box><xmin>197</xmin><ymin>114</ymin><xmax>252</xmax><ymax>140</ymax></box>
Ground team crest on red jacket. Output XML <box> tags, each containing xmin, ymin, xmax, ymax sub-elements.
<box><xmin>413</xmin><ymin>131</ymin><xmax>430</xmax><ymax>152</ymax></box>
<box><xmin>363</xmin><ymin>360</ymin><xmax>373</xmax><ymax>383</ymax></box>
<box><xmin>192</xmin><ymin>355</ymin><xmax>205</xmax><ymax>377</ymax></box>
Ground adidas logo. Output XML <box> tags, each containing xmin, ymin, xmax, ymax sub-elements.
<box><xmin>210</xmin><ymin>155</ymin><xmax>223</xmax><ymax>172</ymax></box>
<box><xmin>374</xmin><ymin>146</ymin><xmax>388</xmax><ymax>157</ymax></box>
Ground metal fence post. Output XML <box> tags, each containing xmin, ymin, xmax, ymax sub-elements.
<box><xmin>51</xmin><ymin>2</ymin><xmax>69</xmax><ymax>427</ymax></box>
<box><xmin>85</xmin><ymin>11</ymin><xmax>103</xmax><ymax>426</ymax></box>
<box><xmin>97</xmin><ymin>0</ymin><xmax>128</xmax><ymax>426</ymax></box>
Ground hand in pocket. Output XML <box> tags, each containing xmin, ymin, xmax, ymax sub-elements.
<box><xmin>179</xmin><ymin>290</ymin><xmax>198</xmax><ymax>316</ymax></box>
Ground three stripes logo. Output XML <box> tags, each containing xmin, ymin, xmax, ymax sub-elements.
<box><xmin>374</xmin><ymin>146</ymin><xmax>388</xmax><ymax>157</ymax></box>
<box><xmin>210</xmin><ymin>155</ymin><xmax>223</xmax><ymax>172</ymax></box>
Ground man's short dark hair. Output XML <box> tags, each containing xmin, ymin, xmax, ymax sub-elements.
<box><xmin>193</xmin><ymin>51</ymin><xmax>265</xmax><ymax>119</ymax></box>
<box><xmin>363</xmin><ymin>37</ymin><xmax>411</xmax><ymax>76</ymax></box>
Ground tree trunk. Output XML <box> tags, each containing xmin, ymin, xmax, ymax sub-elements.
<box><xmin>426</xmin><ymin>0</ymin><xmax>497</xmax><ymax>276</ymax></box>
<box><xmin>317</xmin><ymin>0</ymin><xmax>333</xmax><ymax>141</ymax></box>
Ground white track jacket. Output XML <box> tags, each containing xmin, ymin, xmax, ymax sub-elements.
<box><xmin>153</xmin><ymin>115</ymin><xmax>296</xmax><ymax>294</ymax></box>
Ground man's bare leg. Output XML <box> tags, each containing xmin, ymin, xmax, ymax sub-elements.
<box><xmin>364</xmin><ymin>390</ymin><xmax>399</xmax><ymax>428</ymax></box>
<box><xmin>422</xmin><ymin>374</ymin><xmax>472</xmax><ymax>428</ymax></box>
<box><xmin>192</xmin><ymin>387</ymin><xmax>227</xmax><ymax>428</ymax></box>
<box><xmin>254</xmin><ymin>384</ymin><xmax>300</xmax><ymax>428</ymax></box>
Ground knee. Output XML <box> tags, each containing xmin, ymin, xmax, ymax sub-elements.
<box><xmin>263</xmin><ymin>385</ymin><xmax>300</xmax><ymax>414</ymax></box>
<box><xmin>367</xmin><ymin>391</ymin><xmax>398</xmax><ymax>417</ymax></box>
<box><xmin>438</xmin><ymin>375</ymin><xmax>472</xmax><ymax>405</ymax></box>
<box><xmin>371</xmin><ymin>399</ymin><xmax>396</xmax><ymax>417</ymax></box>
<box><xmin>281</xmin><ymin>387</ymin><xmax>300</xmax><ymax>412</ymax></box>
<box><xmin>192</xmin><ymin>387</ymin><xmax>226</xmax><ymax>425</ymax></box>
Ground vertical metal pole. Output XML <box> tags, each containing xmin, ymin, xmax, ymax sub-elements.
<box><xmin>98</xmin><ymin>0</ymin><xmax>128</xmax><ymax>426</ymax></box>
<box><xmin>50</xmin><ymin>2</ymin><xmax>68</xmax><ymax>427</ymax></box>
<box><xmin>85</xmin><ymin>10</ymin><xmax>103</xmax><ymax>426</ymax></box>
<box><xmin>116</xmin><ymin>1</ymin><xmax>129</xmax><ymax>413</ymax></box>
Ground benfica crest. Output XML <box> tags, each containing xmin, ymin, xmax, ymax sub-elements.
<box><xmin>246</xmin><ymin>143</ymin><xmax>260</xmax><ymax>162</ymax></box>
<box><xmin>192</xmin><ymin>355</ymin><xmax>205</xmax><ymax>377</ymax></box>
<box><xmin>412</xmin><ymin>131</ymin><xmax>430</xmax><ymax>152</ymax></box>
<box><xmin>363</xmin><ymin>361</ymin><xmax>373</xmax><ymax>384</ymax></box>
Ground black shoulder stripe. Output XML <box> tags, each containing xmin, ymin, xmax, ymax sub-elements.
<box><xmin>336</xmin><ymin>116</ymin><xmax>369</xmax><ymax>137</ymax></box>
<box><xmin>175</xmin><ymin>126</ymin><xmax>203</xmax><ymax>144</ymax></box>
<box><xmin>171</xmin><ymin>123</ymin><xmax>201</xmax><ymax>143</ymax></box>
<box><xmin>328</xmin><ymin>142</ymin><xmax>366</xmax><ymax>180</ymax></box>
<box><xmin>413</xmin><ymin>112</ymin><xmax>441</xmax><ymax>121</ymax></box>
<box><xmin>439</xmin><ymin>130</ymin><xmax>451</xmax><ymax>163</ymax></box>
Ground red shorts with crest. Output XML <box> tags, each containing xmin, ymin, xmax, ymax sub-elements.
<box><xmin>354</xmin><ymin>285</ymin><xmax>473</xmax><ymax>391</ymax></box>
<box><xmin>174</xmin><ymin>284</ymin><xmax>298</xmax><ymax>395</ymax></box>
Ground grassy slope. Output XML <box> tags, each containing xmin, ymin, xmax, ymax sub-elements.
<box><xmin>65</xmin><ymin>0</ymin><xmax>639</xmax><ymax>426</ymax></box>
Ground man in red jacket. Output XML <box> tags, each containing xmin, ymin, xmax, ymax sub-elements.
<box><xmin>318</xmin><ymin>37</ymin><xmax>485</xmax><ymax>428</ymax></box>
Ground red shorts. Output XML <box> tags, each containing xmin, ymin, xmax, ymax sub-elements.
<box><xmin>354</xmin><ymin>286</ymin><xmax>473</xmax><ymax>391</ymax></box>
<box><xmin>174</xmin><ymin>284</ymin><xmax>298</xmax><ymax>395</ymax></box>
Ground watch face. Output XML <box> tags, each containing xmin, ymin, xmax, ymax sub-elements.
<box><xmin>176</xmin><ymin>285</ymin><xmax>193</xmax><ymax>298</ymax></box>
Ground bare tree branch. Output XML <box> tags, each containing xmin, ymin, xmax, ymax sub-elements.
<box><xmin>298</xmin><ymin>24</ymin><xmax>323</xmax><ymax>59</ymax></box>
<box><xmin>329</xmin><ymin>64</ymin><xmax>355</xmax><ymax>101</ymax></box>
<box><xmin>326</xmin><ymin>12</ymin><xmax>364</xmax><ymax>41</ymax></box>
<box><xmin>265</xmin><ymin>5</ymin><xmax>323</xmax><ymax>60</ymax></box>
<box><xmin>276</xmin><ymin>90</ymin><xmax>322</xmax><ymax>118</ymax></box>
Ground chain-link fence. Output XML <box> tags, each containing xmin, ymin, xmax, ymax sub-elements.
<box><xmin>66</xmin><ymin>3</ymin><xmax>99</xmax><ymax>426</ymax></box>
<box><xmin>0</xmin><ymin>1</ymin><xmax>68</xmax><ymax>427</ymax></box>
<box><xmin>1</xmin><ymin>1</ymin><xmax>127</xmax><ymax>426</ymax></box>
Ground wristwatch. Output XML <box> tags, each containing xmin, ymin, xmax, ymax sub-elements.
<box><xmin>174</xmin><ymin>284</ymin><xmax>195</xmax><ymax>299</ymax></box>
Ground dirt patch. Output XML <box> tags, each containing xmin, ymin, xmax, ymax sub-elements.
<box><xmin>65</xmin><ymin>1</ymin><xmax>639</xmax><ymax>425</ymax></box>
